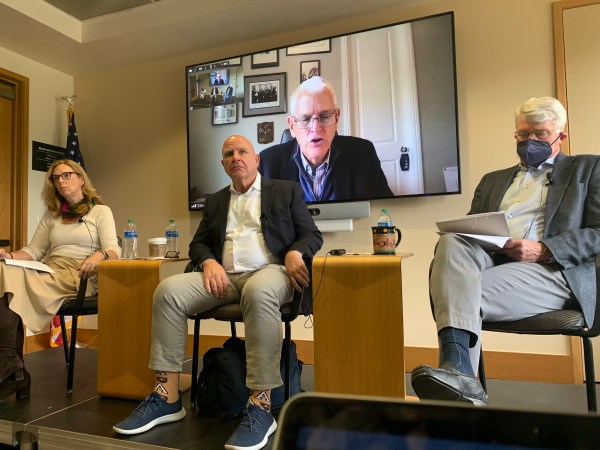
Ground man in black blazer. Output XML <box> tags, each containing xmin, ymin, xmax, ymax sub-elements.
<box><xmin>114</xmin><ymin>135</ymin><xmax>323</xmax><ymax>450</ymax></box>
<box><xmin>411</xmin><ymin>97</ymin><xmax>600</xmax><ymax>406</ymax></box>
<box><xmin>258</xmin><ymin>76</ymin><xmax>393</xmax><ymax>202</ymax></box>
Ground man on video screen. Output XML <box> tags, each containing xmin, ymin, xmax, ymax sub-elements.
<box><xmin>258</xmin><ymin>76</ymin><xmax>393</xmax><ymax>203</ymax></box>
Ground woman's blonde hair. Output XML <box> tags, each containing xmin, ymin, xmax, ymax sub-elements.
<box><xmin>42</xmin><ymin>159</ymin><xmax>101</xmax><ymax>217</ymax></box>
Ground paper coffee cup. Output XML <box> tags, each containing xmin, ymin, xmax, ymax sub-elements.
<box><xmin>148</xmin><ymin>237</ymin><xmax>167</xmax><ymax>257</ymax></box>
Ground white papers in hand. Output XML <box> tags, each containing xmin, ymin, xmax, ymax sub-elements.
<box><xmin>4</xmin><ymin>259</ymin><xmax>55</xmax><ymax>274</ymax></box>
<box><xmin>435</xmin><ymin>211</ymin><xmax>511</xmax><ymax>250</ymax></box>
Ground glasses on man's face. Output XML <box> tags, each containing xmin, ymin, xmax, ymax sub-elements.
<box><xmin>51</xmin><ymin>171</ymin><xmax>76</xmax><ymax>182</ymax></box>
<box><xmin>514</xmin><ymin>129</ymin><xmax>556</xmax><ymax>141</ymax></box>
<box><xmin>165</xmin><ymin>251</ymin><xmax>180</xmax><ymax>259</ymax></box>
<box><xmin>292</xmin><ymin>110</ymin><xmax>337</xmax><ymax>129</ymax></box>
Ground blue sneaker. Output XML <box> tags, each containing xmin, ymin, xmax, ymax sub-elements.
<box><xmin>113</xmin><ymin>392</ymin><xmax>186</xmax><ymax>435</ymax></box>
<box><xmin>224</xmin><ymin>403</ymin><xmax>277</xmax><ymax>450</ymax></box>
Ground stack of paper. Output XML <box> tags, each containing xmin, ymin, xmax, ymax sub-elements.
<box><xmin>436</xmin><ymin>211</ymin><xmax>511</xmax><ymax>250</ymax></box>
<box><xmin>4</xmin><ymin>259</ymin><xmax>55</xmax><ymax>273</ymax></box>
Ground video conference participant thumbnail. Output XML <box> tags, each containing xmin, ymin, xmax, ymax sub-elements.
<box><xmin>258</xmin><ymin>76</ymin><xmax>393</xmax><ymax>203</ymax></box>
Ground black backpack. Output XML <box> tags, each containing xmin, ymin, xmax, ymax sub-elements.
<box><xmin>196</xmin><ymin>337</ymin><xmax>303</xmax><ymax>420</ymax></box>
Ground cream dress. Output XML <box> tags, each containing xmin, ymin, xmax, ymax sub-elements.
<box><xmin>0</xmin><ymin>205</ymin><xmax>120</xmax><ymax>333</ymax></box>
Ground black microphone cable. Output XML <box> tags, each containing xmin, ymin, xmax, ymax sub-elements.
<box><xmin>79</xmin><ymin>215</ymin><xmax>94</xmax><ymax>256</ymax></box>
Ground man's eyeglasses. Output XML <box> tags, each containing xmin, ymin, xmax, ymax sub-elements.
<box><xmin>292</xmin><ymin>110</ymin><xmax>337</xmax><ymax>129</ymax></box>
<box><xmin>514</xmin><ymin>130</ymin><xmax>556</xmax><ymax>141</ymax></box>
<box><xmin>165</xmin><ymin>251</ymin><xmax>180</xmax><ymax>259</ymax></box>
<box><xmin>51</xmin><ymin>171</ymin><xmax>77</xmax><ymax>182</ymax></box>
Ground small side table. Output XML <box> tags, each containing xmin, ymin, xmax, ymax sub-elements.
<box><xmin>97</xmin><ymin>258</ymin><xmax>189</xmax><ymax>400</ymax></box>
<box><xmin>312</xmin><ymin>253</ymin><xmax>412</xmax><ymax>398</ymax></box>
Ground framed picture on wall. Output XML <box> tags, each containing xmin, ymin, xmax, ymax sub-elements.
<box><xmin>300</xmin><ymin>60</ymin><xmax>320</xmax><ymax>83</ymax></box>
<box><xmin>286</xmin><ymin>39</ymin><xmax>331</xmax><ymax>56</ymax></box>
<box><xmin>257</xmin><ymin>121</ymin><xmax>275</xmax><ymax>144</ymax></box>
<box><xmin>251</xmin><ymin>50</ymin><xmax>279</xmax><ymax>69</ymax></box>
<box><xmin>212</xmin><ymin>103</ymin><xmax>238</xmax><ymax>125</ymax></box>
<box><xmin>243</xmin><ymin>72</ymin><xmax>287</xmax><ymax>117</ymax></box>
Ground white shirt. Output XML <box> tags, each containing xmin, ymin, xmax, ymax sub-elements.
<box><xmin>499</xmin><ymin>160</ymin><xmax>554</xmax><ymax>241</ymax></box>
<box><xmin>221</xmin><ymin>174</ymin><xmax>277</xmax><ymax>273</ymax></box>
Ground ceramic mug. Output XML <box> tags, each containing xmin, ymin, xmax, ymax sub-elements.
<box><xmin>371</xmin><ymin>226</ymin><xmax>401</xmax><ymax>255</ymax></box>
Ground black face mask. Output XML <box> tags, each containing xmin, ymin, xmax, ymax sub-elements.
<box><xmin>516</xmin><ymin>135</ymin><xmax>561</xmax><ymax>167</ymax></box>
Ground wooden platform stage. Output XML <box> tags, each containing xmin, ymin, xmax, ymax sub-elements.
<box><xmin>0</xmin><ymin>347</ymin><xmax>297</xmax><ymax>450</ymax></box>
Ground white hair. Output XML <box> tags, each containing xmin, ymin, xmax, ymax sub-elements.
<box><xmin>289</xmin><ymin>76</ymin><xmax>337</xmax><ymax>115</ymax></box>
<box><xmin>515</xmin><ymin>97</ymin><xmax>567</xmax><ymax>131</ymax></box>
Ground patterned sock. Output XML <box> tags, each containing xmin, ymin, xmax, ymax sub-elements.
<box><xmin>249</xmin><ymin>389</ymin><xmax>271</xmax><ymax>413</ymax></box>
<box><xmin>438</xmin><ymin>327</ymin><xmax>474</xmax><ymax>376</ymax></box>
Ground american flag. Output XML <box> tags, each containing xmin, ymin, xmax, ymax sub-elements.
<box><xmin>66</xmin><ymin>109</ymin><xmax>85</xmax><ymax>169</ymax></box>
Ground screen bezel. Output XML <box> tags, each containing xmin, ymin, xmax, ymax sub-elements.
<box><xmin>185</xmin><ymin>11</ymin><xmax>460</xmax><ymax>213</ymax></box>
<box><xmin>274</xmin><ymin>393</ymin><xmax>600</xmax><ymax>449</ymax></box>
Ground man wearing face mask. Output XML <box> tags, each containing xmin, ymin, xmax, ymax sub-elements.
<box><xmin>410</xmin><ymin>96</ymin><xmax>600</xmax><ymax>405</ymax></box>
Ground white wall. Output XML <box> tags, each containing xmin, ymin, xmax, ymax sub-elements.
<box><xmin>1</xmin><ymin>46</ymin><xmax>74</xmax><ymax>336</ymax></box>
<box><xmin>0</xmin><ymin>46</ymin><xmax>73</xmax><ymax>239</ymax></box>
<box><xmin>1</xmin><ymin>0</ymin><xmax>572</xmax><ymax>355</ymax></box>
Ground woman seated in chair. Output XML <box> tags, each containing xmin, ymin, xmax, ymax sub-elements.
<box><xmin>0</xmin><ymin>159</ymin><xmax>121</xmax><ymax>400</ymax></box>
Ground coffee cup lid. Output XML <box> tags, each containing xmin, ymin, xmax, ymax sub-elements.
<box><xmin>148</xmin><ymin>237</ymin><xmax>167</xmax><ymax>244</ymax></box>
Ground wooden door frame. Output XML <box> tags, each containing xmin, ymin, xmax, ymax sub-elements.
<box><xmin>552</xmin><ymin>0</ymin><xmax>600</xmax><ymax>383</ymax></box>
<box><xmin>0</xmin><ymin>67</ymin><xmax>28</xmax><ymax>250</ymax></box>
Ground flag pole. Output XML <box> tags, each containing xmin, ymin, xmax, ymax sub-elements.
<box><xmin>61</xmin><ymin>95</ymin><xmax>77</xmax><ymax>122</ymax></box>
<box><xmin>60</xmin><ymin>95</ymin><xmax>85</xmax><ymax>169</ymax></box>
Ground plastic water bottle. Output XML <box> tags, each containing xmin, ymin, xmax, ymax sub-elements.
<box><xmin>165</xmin><ymin>219</ymin><xmax>179</xmax><ymax>254</ymax></box>
<box><xmin>377</xmin><ymin>208</ymin><xmax>393</xmax><ymax>227</ymax></box>
<box><xmin>123</xmin><ymin>219</ymin><xmax>138</xmax><ymax>259</ymax></box>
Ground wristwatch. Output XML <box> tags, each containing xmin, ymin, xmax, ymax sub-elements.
<box><xmin>96</xmin><ymin>250</ymin><xmax>109</xmax><ymax>260</ymax></box>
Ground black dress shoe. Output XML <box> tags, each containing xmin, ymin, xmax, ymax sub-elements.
<box><xmin>411</xmin><ymin>364</ymin><xmax>487</xmax><ymax>406</ymax></box>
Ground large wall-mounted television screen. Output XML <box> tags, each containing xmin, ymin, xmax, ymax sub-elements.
<box><xmin>186</xmin><ymin>12</ymin><xmax>460</xmax><ymax>215</ymax></box>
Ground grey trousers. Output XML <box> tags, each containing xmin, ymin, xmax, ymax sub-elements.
<box><xmin>430</xmin><ymin>234</ymin><xmax>575</xmax><ymax>370</ymax></box>
<box><xmin>149</xmin><ymin>264</ymin><xmax>292</xmax><ymax>391</ymax></box>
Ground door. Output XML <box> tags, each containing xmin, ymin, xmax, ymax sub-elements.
<box><xmin>0</xmin><ymin>82</ymin><xmax>14</xmax><ymax>249</ymax></box>
<box><xmin>341</xmin><ymin>23</ymin><xmax>423</xmax><ymax>195</ymax></box>
<box><xmin>0</xmin><ymin>68</ymin><xmax>29</xmax><ymax>254</ymax></box>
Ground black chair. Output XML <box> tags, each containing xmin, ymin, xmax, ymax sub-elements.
<box><xmin>55</xmin><ymin>236</ymin><xmax>120</xmax><ymax>393</ymax></box>
<box><xmin>478</xmin><ymin>254</ymin><xmax>600</xmax><ymax>412</ymax></box>
<box><xmin>186</xmin><ymin>261</ymin><xmax>311</xmax><ymax>407</ymax></box>
<box><xmin>56</xmin><ymin>276</ymin><xmax>98</xmax><ymax>393</ymax></box>
<box><xmin>280</xmin><ymin>129</ymin><xmax>293</xmax><ymax>144</ymax></box>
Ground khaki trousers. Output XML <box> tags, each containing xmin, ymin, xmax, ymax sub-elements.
<box><xmin>149</xmin><ymin>264</ymin><xmax>292</xmax><ymax>390</ymax></box>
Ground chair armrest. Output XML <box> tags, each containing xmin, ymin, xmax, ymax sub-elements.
<box><xmin>69</xmin><ymin>277</ymin><xmax>89</xmax><ymax>314</ymax></box>
<box><xmin>185</xmin><ymin>261</ymin><xmax>196</xmax><ymax>273</ymax></box>
<box><xmin>283</xmin><ymin>257</ymin><xmax>313</xmax><ymax>322</ymax></box>
<box><xmin>283</xmin><ymin>287</ymin><xmax>304</xmax><ymax>323</ymax></box>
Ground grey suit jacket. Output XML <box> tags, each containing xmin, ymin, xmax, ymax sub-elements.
<box><xmin>468</xmin><ymin>152</ymin><xmax>600</xmax><ymax>327</ymax></box>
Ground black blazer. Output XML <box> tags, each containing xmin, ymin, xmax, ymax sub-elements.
<box><xmin>190</xmin><ymin>176</ymin><xmax>322</xmax><ymax>262</ymax></box>
<box><xmin>258</xmin><ymin>135</ymin><xmax>393</xmax><ymax>202</ymax></box>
